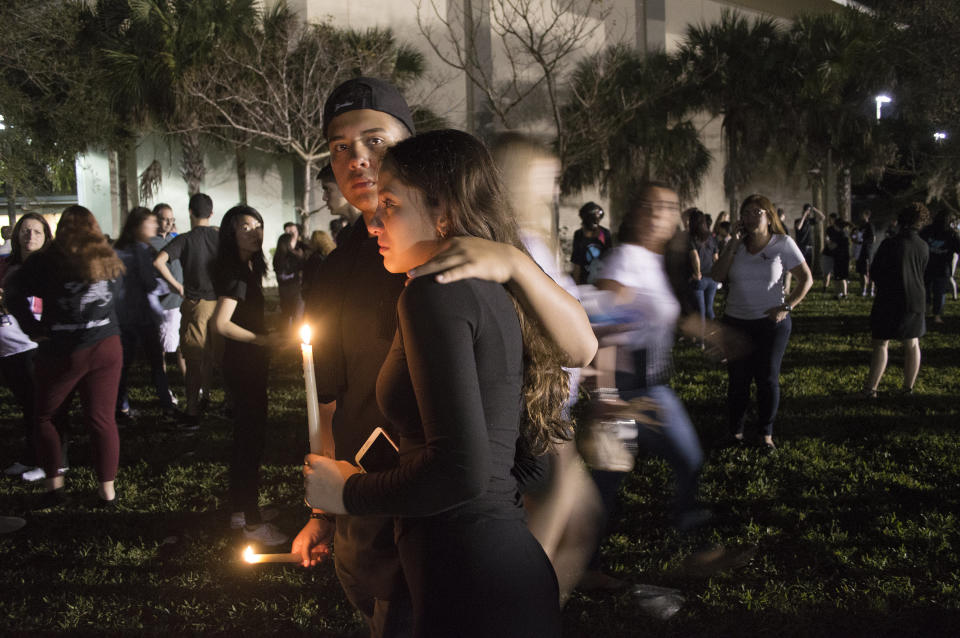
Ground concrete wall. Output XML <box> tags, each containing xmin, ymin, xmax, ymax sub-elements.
<box><xmin>78</xmin><ymin>134</ymin><xmax>297</xmax><ymax>285</ymax></box>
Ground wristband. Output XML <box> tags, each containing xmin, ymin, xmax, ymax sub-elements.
<box><xmin>310</xmin><ymin>511</ymin><xmax>336</xmax><ymax>522</ymax></box>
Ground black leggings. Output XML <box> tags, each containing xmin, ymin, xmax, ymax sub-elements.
<box><xmin>223</xmin><ymin>342</ymin><xmax>268</xmax><ymax>523</ymax></box>
<box><xmin>723</xmin><ymin>314</ymin><xmax>792</xmax><ymax>437</ymax></box>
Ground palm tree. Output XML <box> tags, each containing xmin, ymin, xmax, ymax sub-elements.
<box><xmin>785</xmin><ymin>10</ymin><xmax>892</xmax><ymax>222</ymax></box>
<box><xmin>99</xmin><ymin>0</ymin><xmax>258</xmax><ymax>199</ymax></box>
<box><xmin>561</xmin><ymin>45</ymin><xmax>710</xmax><ymax>226</ymax></box>
<box><xmin>678</xmin><ymin>10</ymin><xmax>792</xmax><ymax>220</ymax></box>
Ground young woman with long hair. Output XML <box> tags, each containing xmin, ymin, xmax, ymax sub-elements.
<box><xmin>211</xmin><ymin>206</ymin><xmax>287</xmax><ymax>546</ymax></box>
<box><xmin>1</xmin><ymin>213</ymin><xmax>67</xmax><ymax>480</ymax></box>
<box><xmin>6</xmin><ymin>206</ymin><xmax>126</xmax><ymax>506</ymax></box>
<box><xmin>712</xmin><ymin>195</ymin><xmax>813</xmax><ymax>450</ymax></box>
<box><xmin>304</xmin><ymin>129</ymin><xmax>567</xmax><ymax>637</ymax></box>
<box><xmin>113</xmin><ymin>207</ymin><xmax>176</xmax><ymax>421</ymax></box>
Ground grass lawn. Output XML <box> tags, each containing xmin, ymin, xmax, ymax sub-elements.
<box><xmin>1</xmin><ymin>287</ymin><xmax>958</xmax><ymax>636</ymax></box>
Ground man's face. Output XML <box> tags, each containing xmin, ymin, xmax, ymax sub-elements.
<box><xmin>158</xmin><ymin>207</ymin><xmax>175</xmax><ymax>235</ymax></box>
<box><xmin>321</xmin><ymin>180</ymin><xmax>348</xmax><ymax>213</ymax></box>
<box><xmin>284</xmin><ymin>224</ymin><xmax>299</xmax><ymax>241</ymax></box>
<box><xmin>326</xmin><ymin>109</ymin><xmax>408</xmax><ymax>224</ymax></box>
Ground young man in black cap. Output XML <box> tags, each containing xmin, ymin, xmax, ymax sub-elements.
<box><xmin>293</xmin><ymin>77</ymin><xmax>596</xmax><ymax>637</ymax></box>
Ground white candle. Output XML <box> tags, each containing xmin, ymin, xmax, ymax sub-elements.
<box><xmin>300</xmin><ymin>324</ymin><xmax>322</xmax><ymax>454</ymax></box>
<box><xmin>243</xmin><ymin>545</ymin><xmax>301</xmax><ymax>564</ymax></box>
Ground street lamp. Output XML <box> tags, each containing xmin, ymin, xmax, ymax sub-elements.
<box><xmin>875</xmin><ymin>94</ymin><xmax>892</xmax><ymax>121</ymax></box>
<box><xmin>934</xmin><ymin>131</ymin><xmax>948</xmax><ymax>142</ymax></box>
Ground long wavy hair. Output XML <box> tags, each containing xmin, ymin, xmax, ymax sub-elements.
<box><xmin>215</xmin><ymin>205</ymin><xmax>267</xmax><ymax>286</ymax></box>
<box><xmin>114</xmin><ymin>207</ymin><xmax>157</xmax><ymax>251</ymax></box>
<box><xmin>9</xmin><ymin>212</ymin><xmax>53</xmax><ymax>265</ymax></box>
<box><xmin>383</xmin><ymin>129</ymin><xmax>571</xmax><ymax>454</ymax></box>
<box><xmin>51</xmin><ymin>206</ymin><xmax>125</xmax><ymax>282</ymax></box>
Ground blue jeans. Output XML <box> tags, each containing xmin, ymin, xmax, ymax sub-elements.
<box><xmin>586</xmin><ymin>384</ymin><xmax>705</xmax><ymax>568</ymax></box>
<box><xmin>118</xmin><ymin>323</ymin><xmax>174</xmax><ymax>412</ymax></box>
<box><xmin>692</xmin><ymin>277</ymin><xmax>718</xmax><ymax>321</ymax></box>
<box><xmin>927</xmin><ymin>276</ymin><xmax>950</xmax><ymax>316</ymax></box>
<box><xmin>722</xmin><ymin>315</ymin><xmax>792</xmax><ymax>437</ymax></box>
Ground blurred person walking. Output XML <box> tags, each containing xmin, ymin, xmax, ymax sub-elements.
<box><xmin>113</xmin><ymin>207</ymin><xmax>176</xmax><ymax>423</ymax></box>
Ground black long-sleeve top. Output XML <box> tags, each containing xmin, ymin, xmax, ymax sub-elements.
<box><xmin>342</xmin><ymin>276</ymin><xmax>525</xmax><ymax>521</ymax></box>
<box><xmin>6</xmin><ymin>251</ymin><xmax>120</xmax><ymax>354</ymax></box>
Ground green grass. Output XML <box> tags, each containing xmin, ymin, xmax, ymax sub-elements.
<box><xmin>1</xmin><ymin>288</ymin><xmax>959</xmax><ymax>636</ymax></box>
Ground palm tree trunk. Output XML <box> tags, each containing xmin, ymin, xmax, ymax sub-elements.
<box><xmin>180</xmin><ymin>131</ymin><xmax>205</xmax><ymax>196</ymax></box>
<box><xmin>725</xmin><ymin>137</ymin><xmax>739</xmax><ymax>223</ymax></box>
<box><xmin>235</xmin><ymin>145</ymin><xmax>247</xmax><ymax>205</ymax></box>
<box><xmin>810</xmin><ymin>166</ymin><xmax>825</xmax><ymax>277</ymax></box>
<box><xmin>5</xmin><ymin>183</ymin><xmax>16</xmax><ymax>228</ymax></box>
<box><xmin>837</xmin><ymin>165</ymin><xmax>851</xmax><ymax>221</ymax></box>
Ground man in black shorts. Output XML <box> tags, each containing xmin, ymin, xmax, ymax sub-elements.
<box><xmin>293</xmin><ymin>78</ymin><xmax>596</xmax><ymax>637</ymax></box>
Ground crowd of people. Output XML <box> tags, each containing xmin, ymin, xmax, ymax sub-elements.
<box><xmin>2</xmin><ymin>75</ymin><xmax>959</xmax><ymax>637</ymax></box>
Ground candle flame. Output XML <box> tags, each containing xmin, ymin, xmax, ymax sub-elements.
<box><xmin>243</xmin><ymin>545</ymin><xmax>258</xmax><ymax>563</ymax></box>
<box><xmin>299</xmin><ymin>324</ymin><xmax>312</xmax><ymax>345</ymax></box>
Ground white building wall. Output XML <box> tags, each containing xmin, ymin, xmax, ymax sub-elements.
<box><xmin>75</xmin><ymin>152</ymin><xmax>116</xmax><ymax>235</ymax></box>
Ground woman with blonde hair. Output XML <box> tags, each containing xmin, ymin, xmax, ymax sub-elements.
<box><xmin>712</xmin><ymin>194</ymin><xmax>813</xmax><ymax>450</ymax></box>
<box><xmin>6</xmin><ymin>206</ymin><xmax>126</xmax><ymax>507</ymax></box>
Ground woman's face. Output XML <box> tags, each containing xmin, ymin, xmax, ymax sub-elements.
<box><xmin>235</xmin><ymin>215</ymin><xmax>263</xmax><ymax>257</ymax></box>
<box><xmin>368</xmin><ymin>169</ymin><xmax>442</xmax><ymax>274</ymax></box>
<box><xmin>740</xmin><ymin>204</ymin><xmax>769</xmax><ymax>235</ymax></box>
<box><xmin>18</xmin><ymin>219</ymin><xmax>46</xmax><ymax>255</ymax></box>
<box><xmin>136</xmin><ymin>215</ymin><xmax>158</xmax><ymax>244</ymax></box>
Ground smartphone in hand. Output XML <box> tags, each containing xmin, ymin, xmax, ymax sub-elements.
<box><xmin>355</xmin><ymin>427</ymin><xmax>400</xmax><ymax>473</ymax></box>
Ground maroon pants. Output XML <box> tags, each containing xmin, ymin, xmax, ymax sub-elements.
<box><xmin>34</xmin><ymin>335</ymin><xmax>122</xmax><ymax>482</ymax></box>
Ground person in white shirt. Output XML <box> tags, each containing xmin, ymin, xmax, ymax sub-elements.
<box><xmin>711</xmin><ymin>194</ymin><xmax>813</xmax><ymax>450</ymax></box>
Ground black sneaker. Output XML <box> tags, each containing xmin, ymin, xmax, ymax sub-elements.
<box><xmin>32</xmin><ymin>489</ymin><xmax>69</xmax><ymax>511</ymax></box>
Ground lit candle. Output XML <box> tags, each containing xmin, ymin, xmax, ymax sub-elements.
<box><xmin>300</xmin><ymin>324</ymin><xmax>322</xmax><ymax>454</ymax></box>
<box><xmin>242</xmin><ymin>545</ymin><xmax>301</xmax><ymax>564</ymax></box>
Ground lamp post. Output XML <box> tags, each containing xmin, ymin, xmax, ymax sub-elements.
<box><xmin>875</xmin><ymin>94</ymin><xmax>892</xmax><ymax>121</ymax></box>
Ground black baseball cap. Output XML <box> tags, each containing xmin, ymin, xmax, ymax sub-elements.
<box><xmin>323</xmin><ymin>77</ymin><xmax>416</xmax><ymax>138</ymax></box>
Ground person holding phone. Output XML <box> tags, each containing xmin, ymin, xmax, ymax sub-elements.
<box><xmin>711</xmin><ymin>195</ymin><xmax>812</xmax><ymax>450</ymax></box>
<box><xmin>304</xmin><ymin>130</ymin><xmax>566</xmax><ymax>637</ymax></box>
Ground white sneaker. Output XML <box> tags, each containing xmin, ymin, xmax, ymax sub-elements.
<box><xmin>21</xmin><ymin>467</ymin><xmax>46</xmax><ymax>482</ymax></box>
<box><xmin>243</xmin><ymin>522</ymin><xmax>288</xmax><ymax>547</ymax></box>
<box><xmin>4</xmin><ymin>462</ymin><xmax>33</xmax><ymax>477</ymax></box>
<box><xmin>230</xmin><ymin>506</ymin><xmax>281</xmax><ymax>529</ymax></box>
<box><xmin>230</xmin><ymin>511</ymin><xmax>246</xmax><ymax>530</ymax></box>
<box><xmin>21</xmin><ymin>467</ymin><xmax>68</xmax><ymax>482</ymax></box>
